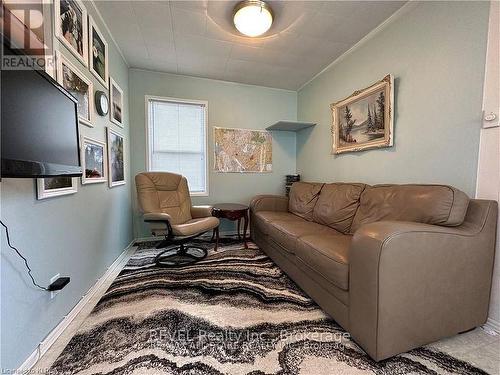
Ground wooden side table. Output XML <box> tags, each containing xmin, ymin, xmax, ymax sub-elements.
<box><xmin>211</xmin><ymin>203</ymin><xmax>249</xmax><ymax>249</ymax></box>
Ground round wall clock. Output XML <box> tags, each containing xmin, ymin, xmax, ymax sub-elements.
<box><xmin>95</xmin><ymin>90</ymin><xmax>109</xmax><ymax>116</ymax></box>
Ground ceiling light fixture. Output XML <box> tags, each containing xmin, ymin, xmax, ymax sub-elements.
<box><xmin>233</xmin><ymin>0</ymin><xmax>273</xmax><ymax>37</ymax></box>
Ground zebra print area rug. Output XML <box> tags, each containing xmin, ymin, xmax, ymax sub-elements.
<box><xmin>51</xmin><ymin>238</ymin><xmax>488</xmax><ymax>374</ymax></box>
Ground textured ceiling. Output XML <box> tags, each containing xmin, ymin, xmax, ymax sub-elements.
<box><xmin>95</xmin><ymin>1</ymin><xmax>406</xmax><ymax>90</ymax></box>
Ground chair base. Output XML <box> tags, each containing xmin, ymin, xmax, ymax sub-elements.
<box><xmin>154</xmin><ymin>242</ymin><xmax>207</xmax><ymax>267</ymax></box>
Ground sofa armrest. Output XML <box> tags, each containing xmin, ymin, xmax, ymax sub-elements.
<box><xmin>349</xmin><ymin>200</ymin><xmax>497</xmax><ymax>361</ymax></box>
<box><xmin>143</xmin><ymin>212</ymin><xmax>173</xmax><ymax>222</ymax></box>
<box><xmin>191</xmin><ymin>205</ymin><xmax>213</xmax><ymax>218</ymax></box>
<box><xmin>250</xmin><ymin>195</ymin><xmax>288</xmax><ymax>213</ymax></box>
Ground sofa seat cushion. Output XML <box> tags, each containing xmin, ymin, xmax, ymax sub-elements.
<box><xmin>295</xmin><ymin>234</ymin><xmax>352</xmax><ymax>291</ymax></box>
<box><xmin>253</xmin><ymin>211</ymin><xmax>304</xmax><ymax>235</ymax></box>
<box><xmin>266</xmin><ymin>219</ymin><xmax>336</xmax><ymax>254</ymax></box>
<box><xmin>255</xmin><ymin>211</ymin><xmax>303</xmax><ymax>223</ymax></box>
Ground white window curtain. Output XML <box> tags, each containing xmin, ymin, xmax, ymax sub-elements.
<box><xmin>147</xmin><ymin>98</ymin><xmax>207</xmax><ymax>194</ymax></box>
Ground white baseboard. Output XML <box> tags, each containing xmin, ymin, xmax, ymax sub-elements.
<box><xmin>17</xmin><ymin>239</ymin><xmax>136</xmax><ymax>373</ymax></box>
<box><xmin>484</xmin><ymin>318</ymin><xmax>500</xmax><ymax>335</ymax></box>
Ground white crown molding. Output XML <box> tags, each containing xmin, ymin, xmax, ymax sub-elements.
<box><xmin>88</xmin><ymin>0</ymin><xmax>130</xmax><ymax>68</ymax></box>
<box><xmin>297</xmin><ymin>1</ymin><xmax>419</xmax><ymax>92</ymax></box>
<box><xmin>17</xmin><ymin>240</ymin><xmax>136</xmax><ymax>373</ymax></box>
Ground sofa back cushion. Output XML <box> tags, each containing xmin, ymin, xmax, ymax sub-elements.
<box><xmin>351</xmin><ymin>184</ymin><xmax>470</xmax><ymax>232</ymax></box>
<box><xmin>312</xmin><ymin>183</ymin><xmax>366</xmax><ymax>233</ymax></box>
<box><xmin>289</xmin><ymin>182</ymin><xmax>324</xmax><ymax>221</ymax></box>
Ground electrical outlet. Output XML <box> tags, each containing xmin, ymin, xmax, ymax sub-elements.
<box><xmin>50</xmin><ymin>274</ymin><xmax>60</xmax><ymax>299</ymax></box>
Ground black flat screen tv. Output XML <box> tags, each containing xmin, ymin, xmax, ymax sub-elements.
<box><xmin>1</xmin><ymin>46</ymin><xmax>82</xmax><ymax>178</ymax></box>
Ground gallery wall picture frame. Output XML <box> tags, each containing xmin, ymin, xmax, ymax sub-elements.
<box><xmin>43</xmin><ymin>0</ymin><xmax>57</xmax><ymax>79</ymax></box>
<box><xmin>36</xmin><ymin>177</ymin><xmax>78</xmax><ymax>200</ymax></box>
<box><xmin>330</xmin><ymin>74</ymin><xmax>394</xmax><ymax>154</ymax></box>
<box><xmin>88</xmin><ymin>15</ymin><xmax>109</xmax><ymax>89</ymax></box>
<box><xmin>81</xmin><ymin>136</ymin><xmax>107</xmax><ymax>184</ymax></box>
<box><xmin>109</xmin><ymin>77</ymin><xmax>124</xmax><ymax>127</ymax></box>
<box><xmin>56</xmin><ymin>51</ymin><xmax>94</xmax><ymax>127</ymax></box>
<box><xmin>45</xmin><ymin>53</ymin><xmax>57</xmax><ymax>79</ymax></box>
<box><xmin>54</xmin><ymin>0</ymin><xmax>88</xmax><ymax>67</ymax></box>
<box><xmin>106</xmin><ymin>127</ymin><xmax>126</xmax><ymax>187</ymax></box>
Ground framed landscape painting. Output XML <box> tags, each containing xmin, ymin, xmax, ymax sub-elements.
<box><xmin>109</xmin><ymin>77</ymin><xmax>124</xmax><ymax>127</ymax></box>
<box><xmin>88</xmin><ymin>16</ymin><xmax>108</xmax><ymax>88</ymax></box>
<box><xmin>81</xmin><ymin>137</ymin><xmax>107</xmax><ymax>184</ymax></box>
<box><xmin>330</xmin><ymin>75</ymin><xmax>394</xmax><ymax>154</ymax></box>
<box><xmin>57</xmin><ymin>52</ymin><xmax>93</xmax><ymax>127</ymax></box>
<box><xmin>106</xmin><ymin>128</ymin><xmax>125</xmax><ymax>187</ymax></box>
<box><xmin>54</xmin><ymin>0</ymin><xmax>88</xmax><ymax>66</ymax></box>
<box><xmin>37</xmin><ymin>177</ymin><xmax>77</xmax><ymax>200</ymax></box>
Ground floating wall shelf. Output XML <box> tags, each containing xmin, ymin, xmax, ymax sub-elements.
<box><xmin>266</xmin><ymin>121</ymin><xmax>316</xmax><ymax>132</ymax></box>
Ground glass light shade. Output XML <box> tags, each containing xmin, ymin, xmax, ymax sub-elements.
<box><xmin>233</xmin><ymin>1</ymin><xmax>273</xmax><ymax>37</ymax></box>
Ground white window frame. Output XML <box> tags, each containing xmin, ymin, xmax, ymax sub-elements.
<box><xmin>145</xmin><ymin>95</ymin><xmax>209</xmax><ymax>196</ymax></box>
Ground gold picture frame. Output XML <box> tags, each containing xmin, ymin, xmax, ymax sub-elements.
<box><xmin>330</xmin><ymin>74</ymin><xmax>394</xmax><ymax>154</ymax></box>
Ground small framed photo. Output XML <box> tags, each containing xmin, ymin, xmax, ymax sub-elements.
<box><xmin>57</xmin><ymin>51</ymin><xmax>94</xmax><ymax>127</ymax></box>
<box><xmin>54</xmin><ymin>0</ymin><xmax>88</xmax><ymax>67</ymax></box>
<box><xmin>88</xmin><ymin>16</ymin><xmax>108</xmax><ymax>88</ymax></box>
<box><xmin>106</xmin><ymin>128</ymin><xmax>125</xmax><ymax>187</ymax></box>
<box><xmin>45</xmin><ymin>53</ymin><xmax>57</xmax><ymax>79</ymax></box>
<box><xmin>81</xmin><ymin>136</ymin><xmax>107</xmax><ymax>184</ymax></box>
<box><xmin>37</xmin><ymin>177</ymin><xmax>77</xmax><ymax>200</ymax></box>
<box><xmin>109</xmin><ymin>77</ymin><xmax>124</xmax><ymax>127</ymax></box>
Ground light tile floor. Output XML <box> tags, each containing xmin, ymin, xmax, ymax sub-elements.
<box><xmin>427</xmin><ymin>328</ymin><xmax>499</xmax><ymax>374</ymax></box>
<box><xmin>33</xmin><ymin>245</ymin><xmax>500</xmax><ymax>374</ymax></box>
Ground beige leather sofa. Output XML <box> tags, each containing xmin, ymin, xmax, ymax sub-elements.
<box><xmin>250</xmin><ymin>182</ymin><xmax>497</xmax><ymax>361</ymax></box>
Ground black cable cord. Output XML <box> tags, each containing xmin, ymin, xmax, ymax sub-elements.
<box><xmin>0</xmin><ymin>220</ymin><xmax>48</xmax><ymax>291</ymax></box>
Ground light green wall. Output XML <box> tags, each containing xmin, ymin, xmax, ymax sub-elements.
<box><xmin>0</xmin><ymin>3</ymin><xmax>133</xmax><ymax>369</ymax></box>
<box><xmin>297</xmin><ymin>1</ymin><xmax>490</xmax><ymax>196</ymax></box>
<box><xmin>129</xmin><ymin>70</ymin><xmax>297</xmax><ymax>236</ymax></box>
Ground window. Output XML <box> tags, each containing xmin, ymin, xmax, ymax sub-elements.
<box><xmin>146</xmin><ymin>96</ymin><xmax>208</xmax><ymax>195</ymax></box>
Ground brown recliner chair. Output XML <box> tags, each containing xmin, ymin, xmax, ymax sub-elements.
<box><xmin>135</xmin><ymin>172</ymin><xmax>219</xmax><ymax>267</ymax></box>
